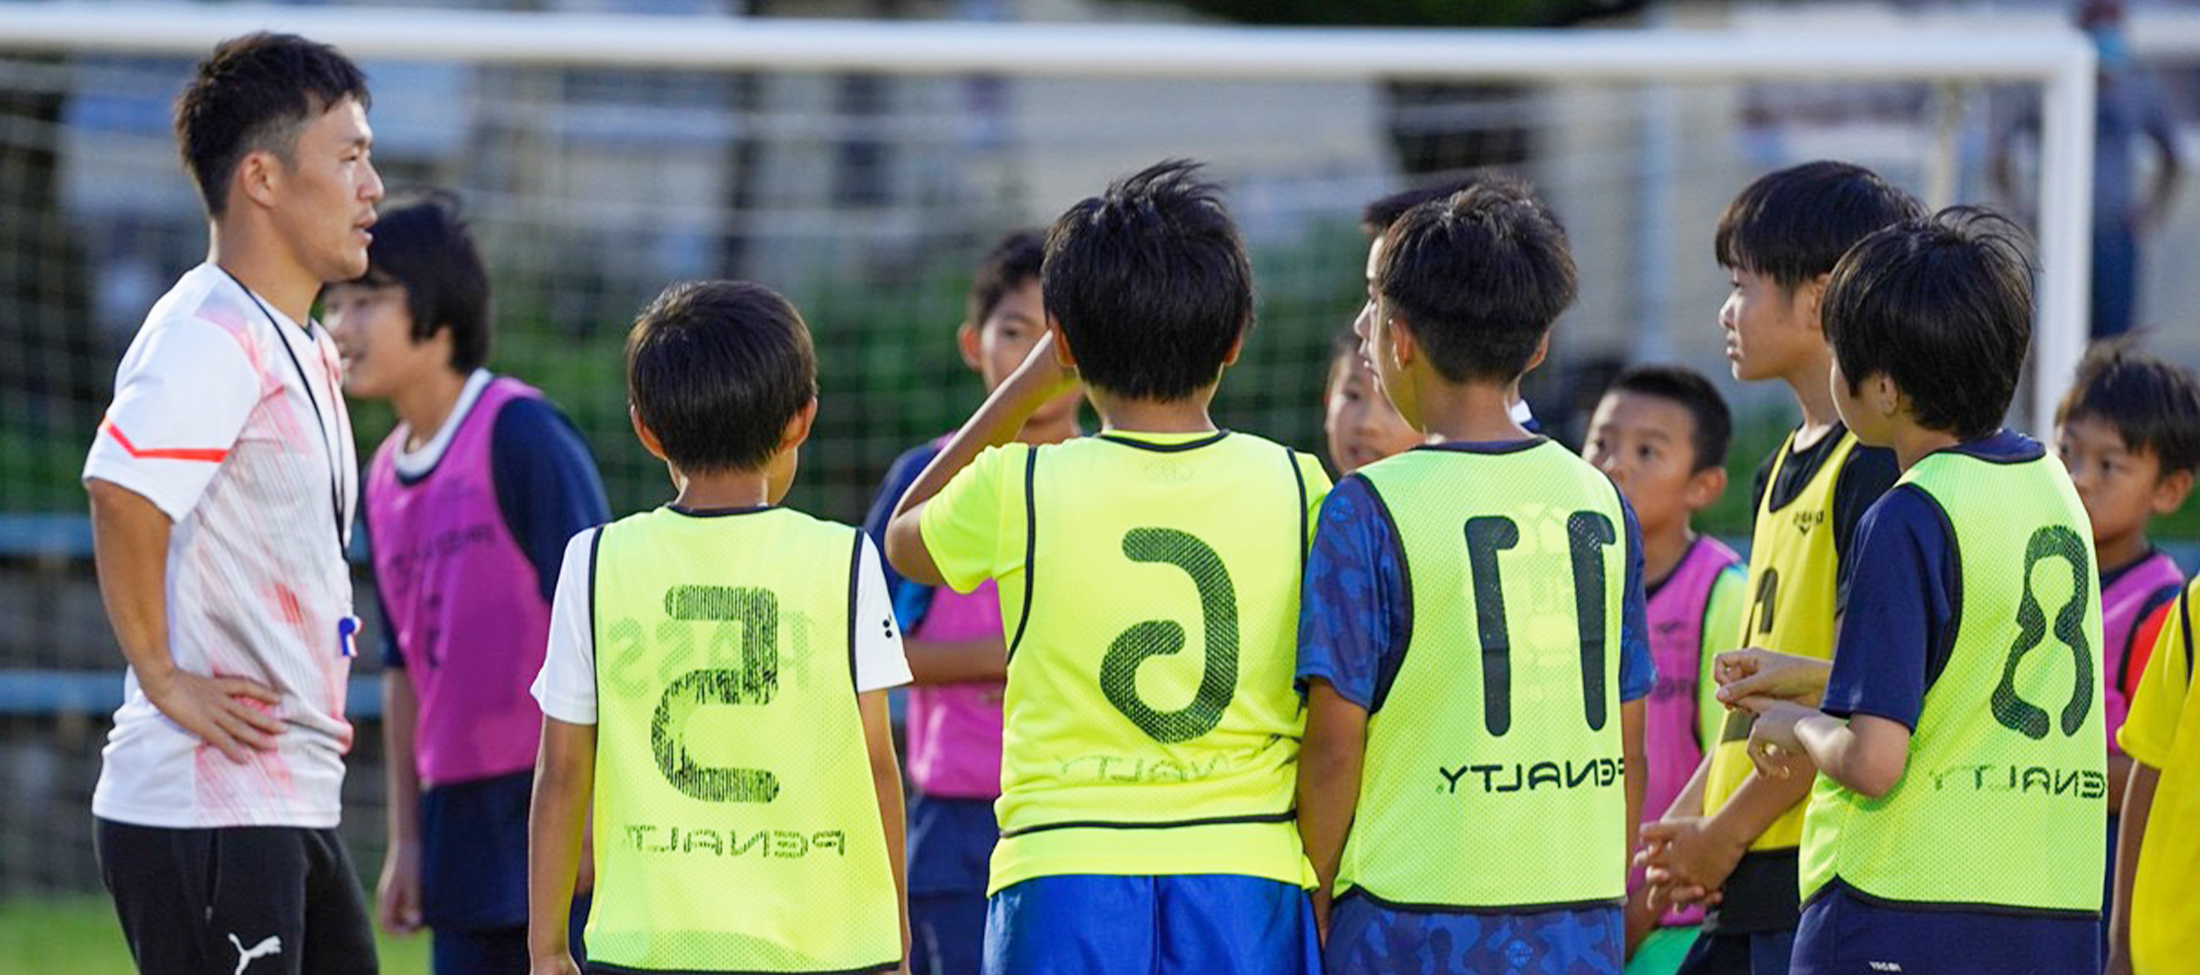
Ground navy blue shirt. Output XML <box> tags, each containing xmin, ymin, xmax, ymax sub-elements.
<box><xmin>862</xmin><ymin>440</ymin><xmax>944</xmax><ymax>634</ymax></box>
<box><xmin>1297</xmin><ymin>441</ymin><xmax>1656</xmax><ymax>711</ymax></box>
<box><xmin>1293</xmin><ymin>439</ymin><xmax>1652</xmax><ymax>963</ymax></box>
<box><xmin>1801</xmin><ymin>430</ymin><xmax>2097</xmax><ymax>973</ymax></box>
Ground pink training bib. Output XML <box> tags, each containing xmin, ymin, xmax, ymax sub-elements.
<box><xmin>2103</xmin><ymin>551</ymin><xmax>2183</xmax><ymax>757</ymax></box>
<box><xmin>367</xmin><ymin>376</ymin><xmax>553</xmax><ymax>786</ymax></box>
<box><xmin>1642</xmin><ymin>534</ymin><xmax>1741</xmax><ymax>927</ymax></box>
<box><xmin>902</xmin><ymin>580</ymin><xmax>1008</xmax><ymax>799</ymax></box>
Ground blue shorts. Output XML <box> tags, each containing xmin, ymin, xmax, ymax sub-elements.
<box><xmin>1791</xmin><ymin>885</ymin><xmax>2096</xmax><ymax>975</ymax></box>
<box><xmin>984</xmin><ymin>874</ymin><xmax>1318</xmax><ymax>975</ymax></box>
<box><xmin>1324</xmin><ymin>894</ymin><xmax>1623</xmax><ymax>975</ymax></box>
<box><xmin>908</xmin><ymin>792</ymin><xmax>997</xmax><ymax>975</ymax></box>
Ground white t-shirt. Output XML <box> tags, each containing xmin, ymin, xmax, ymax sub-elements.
<box><xmin>532</xmin><ymin>526</ymin><xmax>911</xmax><ymax>724</ymax></box>
<box><xmin>82</xmin><ymin>263</ymin><xmax>360</xmax><ymax>829</ymax></box>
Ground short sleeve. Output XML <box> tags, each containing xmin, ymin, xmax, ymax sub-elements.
<box><xmin>489</xmin><ymin>396</ymin><xmax>611</xmax><ymax>604</ymax></box>
<box><xmin>918</xmin><ymin>443</ymin><xmax>1022</xmax><ymax>594</ymax></box>
<box><xmin>851</xmin><ymin>535</ymin><xmax>914</xmax><ymax>693</ymax></box>
<box><xmin>2121</xmin><ymin>586</ymin><xmax>2195</xmax><ymax>767</ymax></box>
<box><xmin>1617</xmin><ymin>499</ymin><xmax>1655</xmax><ymax>703</ymax></box>
<box><xmin>863</xmin><ymin>442</ymin><xmax>942</xmax><ymax>630</ymax></box>
<box><xmin>82</xmin><ymin>316</ymin><xmax>262</xmax><ymax>521</ymax></box>
<box><xmin>531</xmin><ymin>529</ymin><xmax>602</xmax><ymax>724</ymax></box>
<box><xmin>1295</xmin><ymin>476</ymin><xmax>1407</xmax><ymax>711</ymax></box>
<box><xmin>1821</xmin><ymin>487</ymin><xmax>1955</xmax><ymax>730</ymax></box>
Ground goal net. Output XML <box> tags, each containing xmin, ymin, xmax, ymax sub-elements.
<box><xmin>0</xmin><ymin>2</ymin><xmax>2100</xmax><ymax>903</ymax></box>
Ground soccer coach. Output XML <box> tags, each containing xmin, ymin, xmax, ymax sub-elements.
<box><xmin>81</xmin><ymin>34</ymin><xmax>383</xmax><ymax>975</ymax></box>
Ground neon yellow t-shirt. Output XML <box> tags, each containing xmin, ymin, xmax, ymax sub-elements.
<box><xmin>2118</xmin><ymin>579</ymin><xmax>2200</xmax><ymax>975</ymax></box>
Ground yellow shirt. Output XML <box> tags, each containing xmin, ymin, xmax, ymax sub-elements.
<box><xmin>2118</xmin><ymin>578</ymin><xmax>2200</xmax><ymax>975</ymax></box>
<box><xmin>921</xmin><ymin>429</ymin><xmax>1329</xmax><ymax>894</ymax></box>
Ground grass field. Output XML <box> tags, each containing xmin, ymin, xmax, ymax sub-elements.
<box><xmin>0</xmin><ymin>895</ymin><xmax>432</xmax><ymax>974</ymax></box>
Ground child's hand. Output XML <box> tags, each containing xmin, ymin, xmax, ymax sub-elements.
<box><xmin>528</xmin><ymin>953</ymin><xmax>583</xmax><ymax>975</ymax></box>
<box><xmin>1713</xmin><ymin>649</ymin><xmax>1831</xmax><ymax>707</ymax></box>
<box><xmin>1734</xmin><ymin>696</ymin><xmax>1813</xmax><ymax>778</ymax></box>
<box><xmin>1004</xmin><ymin>330</ymin><xmax>1079</xmax><ymax>411</ymax></box>
<box><xmin>1637</xmin><ymin>816</ymin><xmax>1744</xmax><ymax>903</ymax></box>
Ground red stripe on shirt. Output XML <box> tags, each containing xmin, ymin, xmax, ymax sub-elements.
<box><xmin>102</xmin><ymin>420</ymin><xmax>228</xmax><ymax>463</ymax></box>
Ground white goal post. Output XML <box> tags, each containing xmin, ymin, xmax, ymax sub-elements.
<box><xmin>0</xmin><ymin>2</ymin><xmax>2097</xmax><ymax>425</ymax></box>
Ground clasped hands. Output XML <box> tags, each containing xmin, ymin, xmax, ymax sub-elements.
<box><xmin>1635</xmin><ymin>648</ymin><xmax>1833</xmax><ymax>910</ymax></box>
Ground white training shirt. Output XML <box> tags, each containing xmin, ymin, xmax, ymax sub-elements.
<box><xmin>82</xmin><ymin>263</ymin><xmax>360</xmax><ymax>830</ymax></box>
<box><xmin>533</xmin><ymin>528</ymin><xmax>911</xmax><ymax>724</ymax></box>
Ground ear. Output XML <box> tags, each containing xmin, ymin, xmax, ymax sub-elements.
<box><xmin>1684</xmin><ymin>464</ymin><xmax>1729</xmax><ymax>510</ymax></box>
<box><xmin>1868</xmin><ymin>372</ymin><xmax>1904</xmax><ymax>418</ymax></box>
<box><xmin>1047</xmin><ymin>316</ymin><xmax>1079</xmax><ymax>369</ymax></box>
<box><xmin>2152</xmin><ymin>467</ymin><xmax>2195</xmax><ymax>516</ymax></box>
<box><xmin>956</xmin><ymin>320</ymin><xmax>983</xmax><ymax>373</ymax></box>
<box><xmin>629</xmin><ymin>404</ymin><xmax>668</xmax><ymax>461</ymax></box>
<box><xmin>1387</xmin><ymin>313</ymin><xmax>1419</xmax><ymax>369</ymax></box>
<box><xmin>1522</xmin><ymin>331</ymin><xmax>1552</xmax><ymax>375</ymax></box>
<box><xmin>235</xmin><ymin>149</ymin><xmax>283</xmax><ymax>211</ymax></box>
<box><xmin>780</xmin><ymin>397</ymin><xmax>820</xmax><ymax>453</ymax></box>
<box><xmin>1221</xmin><ymin>326</ymin><xmax>1247</xmax><ymax>368</ymax></box>
<box><xmin>1799</xmin><ymin>272</ymin><xmax>1832</xmax><ymax>334</ymax></box>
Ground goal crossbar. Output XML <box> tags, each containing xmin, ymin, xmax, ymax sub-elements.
<box><xmin>0</xmin><ymin>3</ymin><xmax>2097</xmax><ymax>424</ymax></box>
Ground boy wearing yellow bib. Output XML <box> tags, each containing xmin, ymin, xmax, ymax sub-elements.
<box><xmin>526</xmin><ymin>281</ymin><xmax>913</xmax><ymax>975</ymax></box>
<box><xmin>1639</xmin><ymin>163</ymin><xmax>1915</xmax><ymax>975</ymax></box>
<box><xmin>885</xmin><ymin>160</ymin><xmax>1328</xmax><ymax>975</ymax></box>
<box><xmin>1737</xmin><ymin>210</ymin><xmax>2103</xmax><ymax>975</ymax></box>
<box><xmin>2112</xmin><ymin>578</ymin><xmax>2200</xmax><ymax>975</ymax></box>
<box><xmin>1295</xmin><ymin>178</ymin><xmax>1653</xmax><ymax>975</ymax></box>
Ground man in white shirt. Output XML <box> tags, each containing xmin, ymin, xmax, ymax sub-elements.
<box><xmin>81</xmin><ymin>32</ymin><xmax>383</xmax><ymax>975</ymax></box>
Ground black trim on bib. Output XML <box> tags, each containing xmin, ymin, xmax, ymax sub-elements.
<box><xmin>1336</xmin><ymin>886</ymin><xmax>1625</xmax><ymax>917</ymax></box>
<box><xmin>587</xmin><ymin>960</ymin><xmax>900</xmax><ymax>975</ymax></box>
<box><xmin>665</xmin><ymin>503</ymin><xmax>776</xmax><ymax>518</ymax></box>
<box><xmin>1803</xmin><ymin>876</ymin><xmax>2100</xmax><ymax>922</ymax></box>
<box><xmin>2182</xmin><ymin>589</ymin><xmax>2194</xmax><ymax>681</ymax></box>
<box><xmin>1352</xmin><ymin>473</ymin><xmax>1414</xmax><ymax>716</ymax></box>
<box><xmin>1411</xmin><ymin>436</ymin><xmax>1547</xmax><ymax>456</ymax></box>
<box><xmin>586</xmin><ymin>526</ymin><xmax>605</xmax><ymax>704</ymax></box>
<box><xmin>1097</xmin><ymin>430</ymin><xmax>1231</xmax><ymax>452</ymax></box>
<box><xmin>2122</xmin><ymin>580</ymin><xmax>2183</xmax><ymax>691</ymax></box>
<box><xmin>998</xmin><ymin>809</ymin><xmax>1295</xmax><ymax>839</ymax></box>
<box><xmin>1288</xmin><ymin>447</ymin><xmax>1310</xmax><ymax>576</ymax></box>
<box><xmin>1005</xmin><ymin>448</ymin><xmax>1040</xmax><ymax>663</ymax></box>
<box><xmin>846</xmin><ymin>528</ymin><xmax>864</xmax><ymax>692</ymax></box>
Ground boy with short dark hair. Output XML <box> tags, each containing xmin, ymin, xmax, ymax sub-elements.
<box><xmin>1296</xmin><ymin>178</ymin><xmax>1653</xmax><ymax>974</ymax></box>
<box><xmin>1736</xmin><ymin>208</ymin><xmax>2103</xmax><ymax>975</ymax></box>
<box><xmin>2055</xmin><ymin>344</ymin><xmax>2200</xmax><ymax>820</ymax></box>
<box><xmin>885</xmin><ymin>159</ymin><xmax>1328</xmax><ymax>974</ymax></box>
<box><xmin>325</xmin><ymin>190</ymin><xmax>608</xmax><ymax>974</ymax></box>
<box><xmin>859</xmin><ymin>228</ymin><xmax>1080</xmax><ymax>975</ymax></box>
<box><xmin>527</xmin><ymin>281</ymin><xmax>911</xmax><ymax>975</ymax></box>
<box><xmin>1583</xmin><ymin>366</ymin><xmax>1747</xmax><ymax>974</ymax></box>
<box><xmin>1640</xmin><ymin>162</ymin><xmax>1918</xmax><ymax>975</ymax></box>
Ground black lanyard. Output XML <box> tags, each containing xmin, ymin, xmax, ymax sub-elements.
<box><xmin>219</xmin><ymin>268</ymin><xmax>349</xmax><ymax>556</ymax></box>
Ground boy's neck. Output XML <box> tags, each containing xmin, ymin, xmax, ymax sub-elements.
<box><xmin>671</xmin><ymin>467</ymin><xmax>773</xmax><ymax>511</ymax></box>
<box><xmin>1783</xmin><ymin>354</ymin><xmax>1843</xmax><ymax>447</ymax></box>
<box><xmin>1091</xmin><ymin>390</ymin><xmax>1216</xmax><ymax>435</ymax></box>
<box><xmin>1641</xmin><ymin>521</ymin><xmax>1698</xmax><ymax>589</ymax></box>
<box><xmin>1417</xmin><ymin>379</ymin><xmax>1532</xmax><ymax>445</ymax></box>
<box><xmin>210</xmin><ymin>223</ymin><xmax>319</xmax><ymax>329</ymax></box>
<box><xmin>1015</xmin><ymin>411</ymin><xmax>1082</xmax><ymax>446</ymax></box>
<box><xmin>1887</xmin><ymin>421</ymin><xmax>1963</xmax><ymax>472</ymax></box>
<box><xmin>394</xmin><ymin>368</ymin><xmax>472</xmax><ymax>451</ymax></box>
<box><xmin>2097</xmin><ymin>530</ymin><xmax>2153</xmax><ymax>575</ymax></box>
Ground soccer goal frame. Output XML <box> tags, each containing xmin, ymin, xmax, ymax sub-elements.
<box><xmin>0</xmin><ymin>3</ymin><xmax>2097</xmax><ymax>424</ymax></box>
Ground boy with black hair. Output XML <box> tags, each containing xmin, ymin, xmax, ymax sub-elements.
<box><xmin>325</xmin><ymin>190</ymin><xmax>608</xmax><ymax>974</ymax></box>
<box><xmin>1733</xmin><ymin>208</ymin><xmax>2103</xmax><ymax>975</ymax></box>
<box><xmin>2056</xmin><ymin>344</ymin><xmax>2200</xmax><ymax>820</ymax></box>
<box><xmin>885</xmin><ymin>159</ymin><xmax>1328</xmax><ymax>974</ymax></box>
<box><xmin>528</xmin><ymin>281</ymin><xmax>911</xmax><ymax>975</ymax></box>
<box><xmin>860</xmin><ymin>228</ymin><xmax>1080</xmax><ymax>975</ymax></box>
<box><xmin>82</xmin><ymin>32</ymin><xmax>381</xmax><ymax>975</ymax></box>
<box><xmin>1583</xmin><ymin>366</ymin><xmax>1748</xmax><ymax>974</ymax></box>
<box><xmin>1296</xmin><ymin>178</ymin><xmax>1653</xmax><ymax>974</ymax></box>
<box><xmin>1640</xmin><ymin>162</ymin><xmax>1918</xmax><ymax>975</ymax></box>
